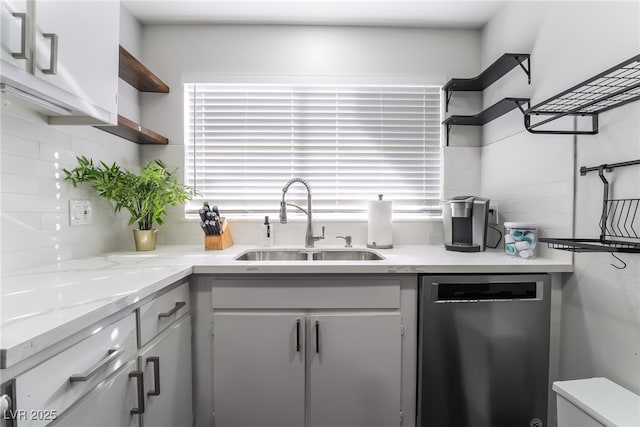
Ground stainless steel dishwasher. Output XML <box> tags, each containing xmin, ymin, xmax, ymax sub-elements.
<box><xmin>418</xmin><ymin>274</ymin><xmax>551</xmax><ymax>427</ymax></box>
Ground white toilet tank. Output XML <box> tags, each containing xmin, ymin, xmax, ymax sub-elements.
<box><xmin>553</xmin><ymin>377</ymin><xmax>640</xmax><ymax>427</ymax></box>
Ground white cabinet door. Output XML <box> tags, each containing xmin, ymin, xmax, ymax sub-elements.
<box><xmin>140</xmin><ymin>315</ymin><xmax>193</xmax><ymax>427</ymax></box>
<box><xmin>50</xmin><ymin>359</ymin><xmax>141</xmax><ymax>427</ymax></box>
<box><xmin>0</xmin><ymin>0</ymin><xmax>29</xmax><ymax>70</ymax></box>
<box><xmin>308</xmin><ymin>313</ymin><xmax>402</xmax><ymax>427</ymax></box>
<box><xmin>212</xmin><ymin>313</ymin><xmax>305</xmax><ymax>427</ymax></box>
<box><xmin>33</xmin><ymin>0</ymin><xmax>118</xmax><ymax>120</ymax></box>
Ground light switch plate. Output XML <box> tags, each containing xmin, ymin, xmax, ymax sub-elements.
<box><xmin>69</xmin><ymin>200</ymin><xmax>93</xmax><ymax>226</ymax></box>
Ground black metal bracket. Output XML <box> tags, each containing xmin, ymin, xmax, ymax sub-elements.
<box><xmin>524</xmin><ymin>112</ymin><xmax>599</xmax><ymax>135</ymax></box>
<box><xmin>514</xmin><ymin>55</ymin><xmax>531</xmax><ymax>85</ymax></box>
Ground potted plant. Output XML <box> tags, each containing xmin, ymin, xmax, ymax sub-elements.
<box><xmin>63</xmin><ymin>156</ymin><xmax>195</xmax><ymax>251</ymax></box>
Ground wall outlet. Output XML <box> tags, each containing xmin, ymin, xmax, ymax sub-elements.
<box><xmin>69</xmin><ymin>200</ymin><xmax>93</xmax><ymax>226</ymax></box>
<box><xmin>488</xmin><ymin>204</ymin><xmax>499</xmax><ymax>224</ymax></box>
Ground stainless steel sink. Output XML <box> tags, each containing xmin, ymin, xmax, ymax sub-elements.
<box><xmin>235</xmin><ymin>250</ymin><xmax>309</xmax><ymax>261</ymax></box>
<box><xmin>311</xmin><ymin>250</ymin><xmax>384</xmax><ymax>261</ymax></box>
<box><xmin>234</xmin><ymin>249</ymin><xmax>384</xmax><ymax>261</ymax></box>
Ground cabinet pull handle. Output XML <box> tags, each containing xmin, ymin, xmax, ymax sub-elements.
<box><xmin>129</xmin><ymin>371</ymin><xmax>145</xmax><ymax>415</ymax></box>
<box><xmin>296</xmin><ymin>319</ymin><xmax>301</xmax><ymax>352</ymax></box>
<box><xmin>158</xmin><ymin>301</ymin><xmax>186</xmax><ymax>318</ymax></box>
<box><xmin>11</xmin><ymin>12</ymin><xmax>28</xmax><ymax>59</ymax></box>
<box><xmin>41</xmin><ymin>33</ymin><xmax>58</xmax><ymax>75</ymax></box>
<box><xmin>69</xmin><ymin>348</ymin><xmax>123</xmax><ymax>382</ymax></box>
<box><xmin>146</xmin><ymin>356</ymin><xmax>161</xmax><ymax>396</ymax></box>
<box><xmin>315</xmin><ymin>320</ymin><xmax>320</xmax><ymax>354</ymax></box>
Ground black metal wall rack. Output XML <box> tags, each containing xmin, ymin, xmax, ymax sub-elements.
<box><xmin>443</xmin><ymin>53</ymin><xmax>531</xmax><ymax>112</ymax></box>
<box><xmin>540</xmin><ymin>159</ymin><xmax>640</xmax><ymax>253</ymax></box>
<box><xmin>443</xmin><ymin>98</ymin><xmax>530</xmax><ymax>146</ymax></box>
<box><xmin>524</xmin><ymin>54</ymin><xmax>640</xmax><ymax>134</ymax></box>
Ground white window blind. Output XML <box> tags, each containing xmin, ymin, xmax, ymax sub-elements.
<box><xmin>184</xmin><ymin>83</ymin><xmax>442</xmax><ymax>218</ymax></box>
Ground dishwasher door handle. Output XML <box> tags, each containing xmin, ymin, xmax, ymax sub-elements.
<box><xmin>431</xmin><ymin>280</ymin><xmax>540</xmax><ymax>302</ymax></box>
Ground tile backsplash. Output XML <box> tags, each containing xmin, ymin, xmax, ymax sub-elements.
<box><xmin>0</xmin><ymin>106</ymin><xmax>140</xmax><ymax>273</ymax></box>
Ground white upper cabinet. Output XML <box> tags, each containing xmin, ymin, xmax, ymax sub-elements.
<box><xmin>1</xmin><ymin>0</ymin><xmax>29</xmax><ymax>70</ymax></box>
<box><xmin>0</xmin><ymin>0</ymin><xmax>119</xmax><ymax>125</ymax></box>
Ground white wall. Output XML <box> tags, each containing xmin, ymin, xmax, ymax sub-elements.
<box><xmin>136</xmin><ymin>24</ymin><xmax>483</xmax><ymax>246</ymax></box>
<box><xmin>480</xmin><ymin>0</ymin><xmax>640</xmax><ymax>402</ymax></box>
<box><xmin>0</xmin><ymin>105</ymin><xmax>140</xmax><ymax>273</ymax></box>
<box><xmin>118</xmin><ymin>5</ymin><xmax>142</xmax><ymax>123</ymax></box>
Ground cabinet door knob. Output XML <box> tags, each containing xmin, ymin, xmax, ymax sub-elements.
<box><xmin>41</xmin><ymin>33</ymin><xmax>58</xmax><ymax>75</ymax></box>
<box><xmin>0</xmin><ymin>394</ymin><xmax>12</xmax><ymax>418</ymax></box>
<box><xmin>10</xmin><ymin>12</ymin><xmax>28</xmax><ymax>59</ymax></box>
<box><xmin>146</xmin><ymin>356</ymin><xmax>161</xmax><ymax>397</ymax></box>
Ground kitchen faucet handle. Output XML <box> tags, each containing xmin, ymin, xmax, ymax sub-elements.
<box><xmin>336</xmin><ymin>235</ymin><xmax>352</xmax><ymax>248</ymax></box>
<box><xmin>313</xmin><ymin>226</ymin><xmax>325</xmax><ymax>242</ymax></box>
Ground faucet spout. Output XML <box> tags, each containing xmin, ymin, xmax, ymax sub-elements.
<box><xmin>279</xmin><ymin>178</ymin><xmax>324</xmax><ymax>247</ymax></box>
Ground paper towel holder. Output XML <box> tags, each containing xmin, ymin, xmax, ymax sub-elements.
<box><xmin>367</xmin><ymin>194</ymin><xmax>393</xmax><ymax>249</ymax></box>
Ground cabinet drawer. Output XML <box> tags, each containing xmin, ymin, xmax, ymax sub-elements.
<box><xmin>138</xmin><ymin>282</ymin><xmax>190</xmax><ymax>347</ymax></box>
<box><xmin>211</xmin><ymin>277</ymin><xmax>400</xmax><ymax>309</ymax></box>
<box><xmin>15</xmin><ymin>314</ymin><xmax>137</xmax><ymax>426</ymax></box>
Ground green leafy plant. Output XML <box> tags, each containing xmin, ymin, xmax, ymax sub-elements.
<box><xmin>63</xmin><ymin>156</ymin><xmax>196</xmax><ymax>230</ymax></box>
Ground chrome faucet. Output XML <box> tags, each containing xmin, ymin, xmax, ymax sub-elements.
<box><xmin>279</xmin><ymin>177</ymin><xmax>325</xmax><ymax>248</ymax></box>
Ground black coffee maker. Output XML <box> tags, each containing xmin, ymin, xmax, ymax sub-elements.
<box><xmin>443</xmin><ymin>196</ymin><xmax>490</xmax><ymax>252</ymax></box>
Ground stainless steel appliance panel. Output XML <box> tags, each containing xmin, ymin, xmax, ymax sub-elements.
<box><xmin>418</xmin><ymin>274</ymin><xmax>551</xmax><ymax>427</ymax></box>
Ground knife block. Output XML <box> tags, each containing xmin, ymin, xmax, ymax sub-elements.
<box><xmin>204</xmin><ymin>219</ymin><xmax>234</xmax><ymax>250</ymax></box>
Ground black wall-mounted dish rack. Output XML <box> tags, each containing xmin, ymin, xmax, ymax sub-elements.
<box><xmin>540</xmin><ymin>159</ymin><xmax>640</xmax><ymax>253</ymax></box>
<box><xmin>524</xmin><ymin>54</ymin><xmax>640</xmax><ymax>134</ymax></box>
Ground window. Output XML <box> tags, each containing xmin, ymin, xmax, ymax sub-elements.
<box><xmin>184</xmin><ymin>82</ymin><xmax>442</xmax><ymax>218</ymax></box>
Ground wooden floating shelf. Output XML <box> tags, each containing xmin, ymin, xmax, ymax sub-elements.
<box><xmin>95</xmin><ymin>115</ymin><xmax>168</xmax><ymax>145</ymax></box>
<box><xmin>118</xmin><ymin>46</ymin><xmax>169</xmax><ymax>93</ymax></box>
<box><xmin>96</xmin><ymin>45</ymin><xmax>170</xmax><ymax>144</ymax></box>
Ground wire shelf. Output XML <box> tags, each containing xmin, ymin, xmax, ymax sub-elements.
<box><xmin>524</xmin><ymin>54</ymin><xmax>640</xmax><ymax>134</ymax></box>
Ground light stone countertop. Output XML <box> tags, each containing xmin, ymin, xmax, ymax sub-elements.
<box><xmin>0</xmin><ymin>244</ymin><xmax>573</xmax><ymax>370</ymax></box>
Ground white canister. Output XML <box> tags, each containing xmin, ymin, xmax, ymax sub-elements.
<box><xmin>504</xmin><ymin>222</ymin><xmax>537</xmax><ymax>259</ymax></box>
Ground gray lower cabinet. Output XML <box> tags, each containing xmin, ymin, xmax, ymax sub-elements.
<box><xmin>139</xmin><ymin>314</ymin><xmax>193</xmax><ymax>427</ymax></box>
<box><xmin>50</xmin><ymin>359</ymin><xmax>141</xmax><ymax>427</ymax></box>
<box><xmin>307</xmin><ymin>313</ymin><xmax>402</xmax><ymax>427</ymax></box>
<box><xmin>212</xmin><ymin>311</ymin><xmax>402</xmax><ymax>427</ymax></box>
<box><xmin>213</xmin><ymin>313</ymin><xmax>306</xmax><ymax>427</ymax></box>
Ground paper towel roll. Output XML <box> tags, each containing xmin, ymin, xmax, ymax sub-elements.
<box><xmin>367</xmin><ymin>195</ymin><xmax>393</xmax><ymax>248</ymax></box>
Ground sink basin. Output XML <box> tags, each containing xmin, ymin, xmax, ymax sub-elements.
<box><xmin>311</xmin><ymin>250</ymin><xmax>384</xmax><ymax>261</ymax></box>
<box><xmin>234</xmin><ymin>249</ymin><xmax>384</xmax><ymax>261</ymax></box>
<box><xmin>235</xmin><ymin>250</ymin><xmax>309</xmax><ymax>261</ymax></box>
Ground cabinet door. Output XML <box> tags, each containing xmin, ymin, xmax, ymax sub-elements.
<box><xmin>140</xmin><ymin>315</ymin><xmax>193</xmax><ymax>427</ymax></box>
<box><xmin>33</xmin><ymin>0</ymin><xmax>118</xmax><ymax>118</ymax></box>
<box><xmin>0</xmin><ymin>0</ymin><xmax>29</xmax><ymax>70</ymax></box>
<box><xmin>50</xmin><ymin>359</ymin><xmax>141</xmax><ymax>427</ymax></box>
<box><xmin>308</xmin><ymin>313</ymin><xmax>402</xmax><ymax>427</ymax></box>
<box><xmin>213</xmin><ymin>313</ymin><xmax>305</xmax><ymax>427</ymax></box>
